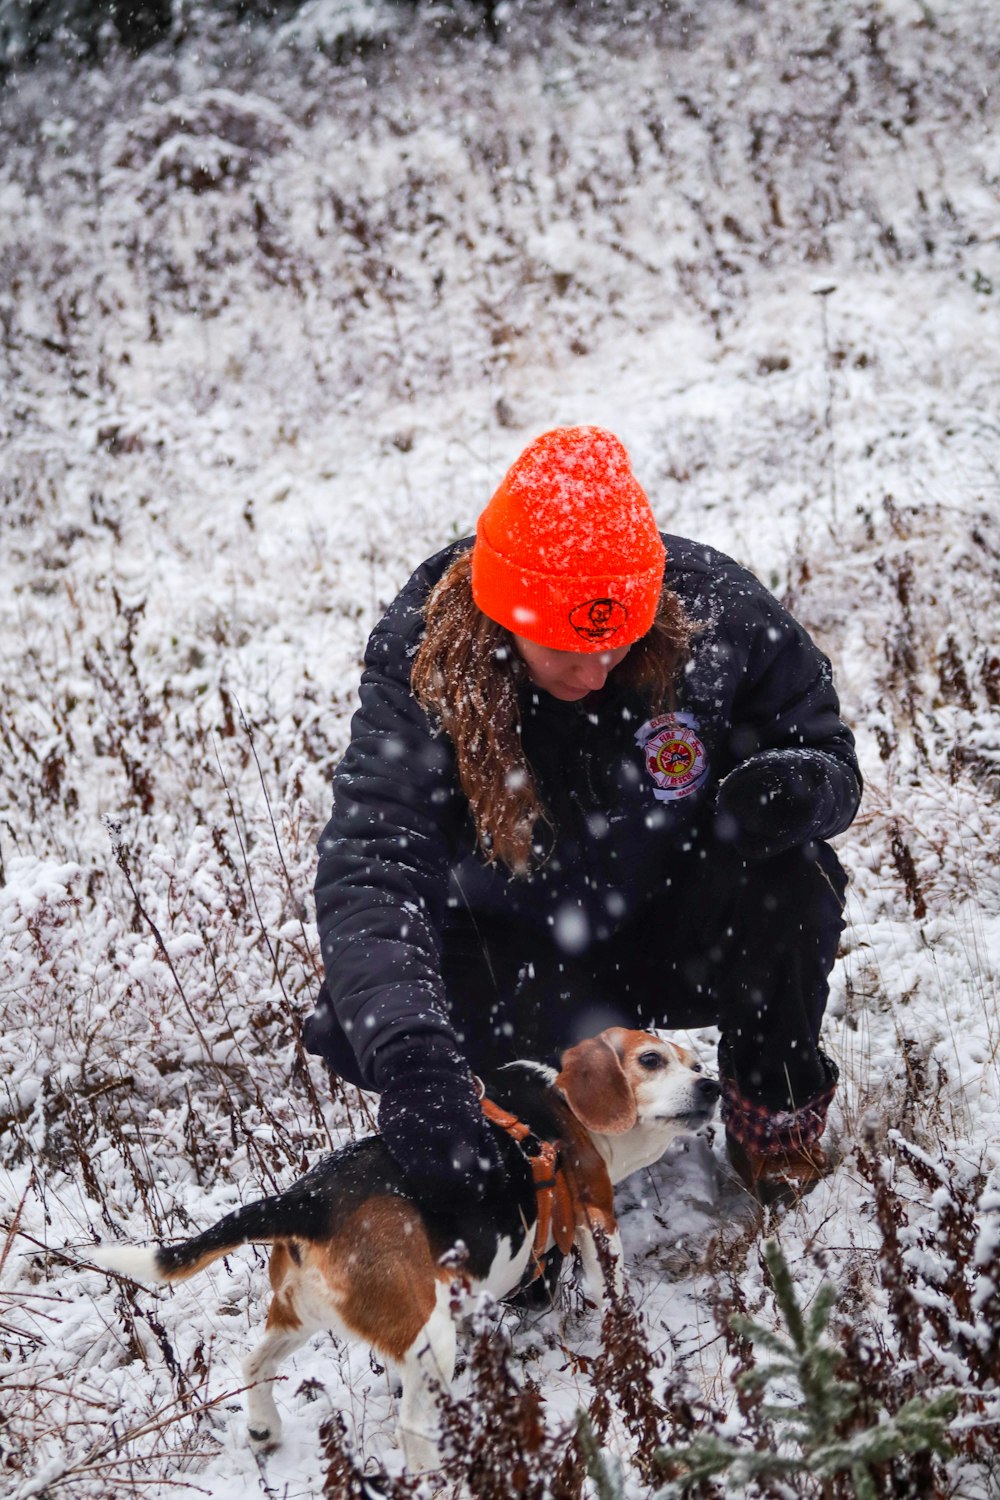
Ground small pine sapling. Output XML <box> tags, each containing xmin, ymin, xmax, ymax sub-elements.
<box><xmin>652</xmin><ymin>1238</ymin><xmax>957</xmax><ymax>1498</ymax></box>
<box><xmin>576</xmin><ymin>1412</ymin><xmax>626</xmax><ymax>1500</ymax></box>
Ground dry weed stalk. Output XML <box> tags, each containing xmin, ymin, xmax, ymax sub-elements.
<box><xmin>852</xmin><ymin>1135</ymin><xmax>1000</xmax><ymax>1481</ymax></box>
<box><xmin>9</xmin><ymin>1377</ymin><xmax>243</xmax><ymax>1497</ymax></box>
<box><xmin>438</xmin><ymin>1306</ymin><xmax>572</xmax><ymax>1499</ymax></box>
<box><xmin>588</xmin><ymin>1229</ymin><xmax>670</xmax><ymax>1482</ymax></box>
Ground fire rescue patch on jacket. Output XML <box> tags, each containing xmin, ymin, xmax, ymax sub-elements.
<box><xmin>635</xmin><ymin>712</ymin><xmax>709</xmax><ymax>802</ymax></box>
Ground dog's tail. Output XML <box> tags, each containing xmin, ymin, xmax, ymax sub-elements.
<box><xmin>92</xmin><ymin>1139</ymin><xmax>398</xmax><ymax>1285</ymax></box>
<box><xmin>91</xmin><ymin>1187</ymin><xmax>322</xmax><ymax>1285</ymax></box>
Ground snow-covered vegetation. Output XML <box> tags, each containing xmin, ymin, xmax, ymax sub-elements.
<box><xmin>2</xmin><ymin>1</ymin><xmax>998</xmax><ymax>1494</ymax></box>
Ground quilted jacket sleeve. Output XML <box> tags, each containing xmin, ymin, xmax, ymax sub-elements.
<box><xmin>314</xmin><ymin>570</ymin><xmax>466</xmax><ymax>1086</ymax></box>
<box><xmin>716</xmin><ymin>562</ymin><xmax>862</xmax><ymax>843</ymax></box>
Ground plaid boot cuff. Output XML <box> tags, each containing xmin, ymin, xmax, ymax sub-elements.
<box><xmin>721</xmin><ymin>1058</ymin><xmax>839</xmax><ymax>1158</ymax></box>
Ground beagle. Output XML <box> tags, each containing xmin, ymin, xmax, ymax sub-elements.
<box><xmin>92</xmin><ymin>1027</ymin><xmax>719</xmax><ymax>1471</ymax></box>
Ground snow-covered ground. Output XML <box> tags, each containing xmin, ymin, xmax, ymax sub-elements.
<box><xmin>2</xmin><ymin>1</ymin><xmax>999</xmax><ymax>1494</ymax></box>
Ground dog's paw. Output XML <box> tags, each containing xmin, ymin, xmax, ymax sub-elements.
<box><xmin>248</xmin><ymin>1421</ymin><xmax>281</xmax><ymax>1451</ymax></box>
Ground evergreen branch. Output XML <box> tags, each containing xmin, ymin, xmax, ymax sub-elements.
<box><xmin>577</xmin><ymin>1413</ymin><xmax>626</xmax><ymax>1500</ymax></box>
<box><xmin>650</xmin><ymin>1239</ymin><xmax>957</xmax><ymax>1498</ymax></box>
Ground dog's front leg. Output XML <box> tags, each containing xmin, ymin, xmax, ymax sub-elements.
<box><xmin>575</xmin><ymin>1221</ymin><xmax>625</xmax><ymax>1305</ymax></box>
<box><xmin>397</xmin><ymin>1285</ymin><xmax>457</xmax><ymax>1472</ymax></box>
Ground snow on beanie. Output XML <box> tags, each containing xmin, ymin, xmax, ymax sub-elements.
<box><xmin>471</xmin><ymin>426</ymin><xmax>666</xmax><ymax>653</ymax></box>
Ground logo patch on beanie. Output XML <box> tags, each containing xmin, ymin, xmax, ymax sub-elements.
<box><xmin>635</xmin><ymin>712</ymin><xmax>709</xmax><ymax>802</ymax></box>
<box><xmin>569</xmin><ymin>597</ymin><xmax>628</xmax><ymax>642</ymax></box>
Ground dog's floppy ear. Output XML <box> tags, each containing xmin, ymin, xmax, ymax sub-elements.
<box><xmin>556</xmin><ymin>1034</ymin><xmax>637</xmax><ymax>1135</ymax></box>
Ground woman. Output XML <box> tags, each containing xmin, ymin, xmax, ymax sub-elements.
<box><xmin>304</xmin><ymin>427</ymin><xmax>861</xmax><ymax>1201</ymax></box>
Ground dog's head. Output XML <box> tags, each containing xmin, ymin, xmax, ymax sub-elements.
<box><xmin>555</xmin><ymin>1027</ymin><xmax>720</xmax><ymax>1146</ymax></box>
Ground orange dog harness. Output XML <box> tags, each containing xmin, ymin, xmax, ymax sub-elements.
<box><xmin>480</xmin><ymin>1097</ymin><xmax>576</xmax><ymax>1282</ymax></box>
<box><xmin>481</xmin><ymin>1092</ymin><xmax>620</xmax><ymax>1289</ymax></box>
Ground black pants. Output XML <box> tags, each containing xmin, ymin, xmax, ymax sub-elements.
<box><xmin>305</xmin><ymin>841</ymin><xmax>847</xmax><ymax>1112</ymax></box>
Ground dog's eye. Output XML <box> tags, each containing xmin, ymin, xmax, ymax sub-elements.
<box><xmin>691</xmin><ymin>1062</ymin><xmax>703</xmax><ymax>1073</ymax></box>
<box><xmin>637</xmin><ymin>1051</ymin><xmax>664</xmax><ymax>1070</ymax></box>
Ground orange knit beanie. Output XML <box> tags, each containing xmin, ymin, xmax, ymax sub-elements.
<box><xmin>471</xmin><ymin>426</ymin><xmax>665</xmax><ymax>653</ymax></box>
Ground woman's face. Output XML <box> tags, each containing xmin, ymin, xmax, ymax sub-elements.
<box><xmin>513</xmin><ymin>635</ymin><xmax>631</xmax><ymax>702</ymax></box>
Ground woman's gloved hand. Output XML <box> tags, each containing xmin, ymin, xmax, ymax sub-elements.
<box><xmin>714</xmin><ymin>748</ymin><xmax>858</xmax><ymax>860</ymax></box>
<box><xmin>373</xmin><ymin>1033</ymin><xmax>505</xmax><ymax>1206</ymax></box>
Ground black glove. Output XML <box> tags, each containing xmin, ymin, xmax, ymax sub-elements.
<box><xmin>373</xmin><ymin>1033</ymin><xmax>505</xmax><ymax>1206</ymax></box>
<box><xmin>714</xmin><ymin>749</ymin><xmax>855</xmax><ymax>861</ymax></box>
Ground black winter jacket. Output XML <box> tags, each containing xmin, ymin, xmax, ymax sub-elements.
<box><xmin>315</xmin><ymin>535</ymin><xmax>861</xmax><ymax>1085</ymax></box>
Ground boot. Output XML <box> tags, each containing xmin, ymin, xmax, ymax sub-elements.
<box><xmin>726</xmin><ymin>1131</ymin><xmax>832</xmax><ymax>1205</ymax></box>
<box><xmin>720</xmin><ymin>1053</ymin><xmax>839</xmax><ymax>1206</ymax></box>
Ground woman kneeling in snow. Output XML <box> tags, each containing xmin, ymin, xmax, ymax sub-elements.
<box><xmin>304</xmin><ymin>426</ymin><xmax>861</xmax><ymax>1202</ymax></box>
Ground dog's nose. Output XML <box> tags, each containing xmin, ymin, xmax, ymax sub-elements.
<box><xmin>698</xmin><ymin>1077</ymin><xmax>722</xmax><ymax>1103</ymax></box>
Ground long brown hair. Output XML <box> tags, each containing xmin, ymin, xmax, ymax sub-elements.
<box><xmin>410</xmin><ymin>549</ymin><xmax>694</xmax><ymax>874</ymax></box>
